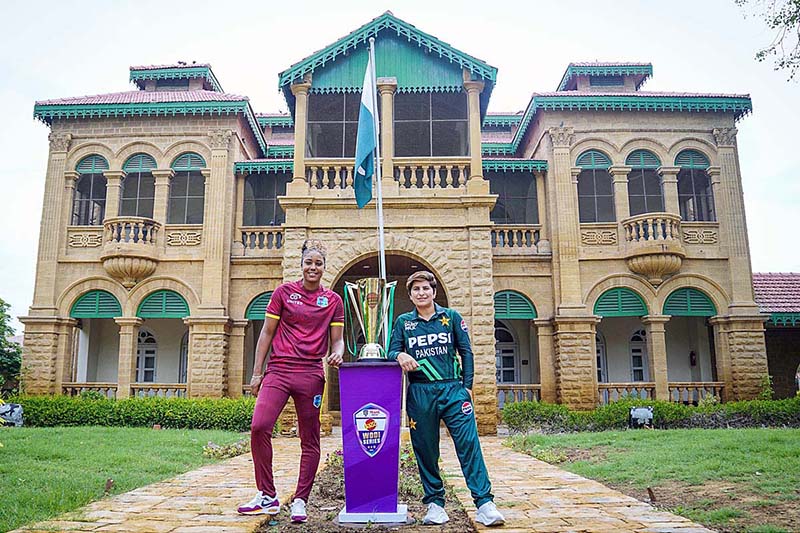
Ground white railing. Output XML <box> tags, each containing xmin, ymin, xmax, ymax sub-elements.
<box><xmin>598</xmin><ymin>382</ymin><xmax>656</xmax><ymax>404</ymax></box>
<box><xmin>668</xmin><ymin>382</ymin><xmax>724</xmax><ymax>404</ymax></box>
<box><xmin>62</xmin><ymin>382</ymin><xmax>117</xmax><ymax>399</ymax></box>
<box><xmin>104</xmin><ymin>216</ymin><xmax>160</xmax><ymax>246</ymax></box>
<box><xmin>393</xmin><ymin>158</ymin><xmax>469</xmax><ymax>189</ymax></box>
<box><xmin>622</xmin><ymin>212</ymin><xmax>681</xmax><ymax>244</ymax></box>
<box><xmin>492</xmin><ymin>225</ymin><xmax>541</xmax><ymax>250</ymax></box>
<box><xmin>241</xmin><ymin>227</ymin><xmax>284</xmax><ymax>251</ymax></box>
<box><xmin>130</xmin><ymin>383</ymin><xmax>187</xmax><ymax>398</ymax></box>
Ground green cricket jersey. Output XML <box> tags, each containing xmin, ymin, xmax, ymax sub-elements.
<box><xmin>387</xmin><ymin>303</ymin><xmax>475</xmax><ymax>389</ymax></box>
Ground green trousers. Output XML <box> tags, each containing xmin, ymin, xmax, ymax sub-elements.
<box><xmin>407</xmin><ymin>379</ymin><xmax>493</xmax><ymax>508</ymax></box>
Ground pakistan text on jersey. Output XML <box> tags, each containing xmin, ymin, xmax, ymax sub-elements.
<box><xmin>414</xmin><ymin>345</ymin><xmax>449</xmax><ymax>358</ymax></box>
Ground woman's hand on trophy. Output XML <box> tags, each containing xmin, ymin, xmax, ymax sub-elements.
<box><xmin>397</xmin><ymin>352</ymin><xmax>419</xmax><ymax>372</ymax></box>
<box><xmin>250</xmin><ymin>373</ymin><xmax>264</xmax><ymax>396</ymax></box>
<box><xmin>327</xmin><ymin>351</ymin><xmax>344</xmax><ymax>368</ymax></box>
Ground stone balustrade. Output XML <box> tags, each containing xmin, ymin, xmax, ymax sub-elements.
<box><xmin>241</xmin><ymin>226</ymin><xmax>284</xmax><ymax>253</ymax></box>
<box><xmin>621</xmin><ymin>212</ymin><xmax>685</xmax><ymax>286</ymax></box>
<box><xmin>105</xmin><ymin>216</ymin><xmax>160</xmax><ymax>246</ymax></box>
<box><xmin>62</xmin><ymin>382</ymin><xmax>117</xmax><ymax>398</ymax></box>
<box><xmin>100</xmin><ymin>216</ymin><xmax>161</xmax><ymax>288</ymax></box>
<box><xmin>668</xmin><ymin>381</ymin><xmax>724</xmax><ymax>404</ymax></box>
<box><xmin>598</xmin><ymin>382</ymin><xmax>656</xmax><ymax>404</ymax></box>
<box><xmin>130</xmin><ymin>383</ymin><xmax>188</xmax><ymax>398</ymax></box>
<box><xmin>622</xmin><ymin>212</ymin><xmax>681</xmax><ymax>244</ymax></box>
<box><xmin>393</xmin><ymin>157</ymin><xmax>469</xmax><ymax>189</ymax></box>
<box><xmin>306</xmin><ymin>159</ymin><xmax>355</xmax><ymax>189</ymax></box>
<box><xmin>492</xmin><ymin>225</ymin><xmax>542</xmax><ymax>253</ymax></box>
<box><xmin>496</xmin><ymin>384</ymin><xmax>542</xmax><ymax>407</ymax></box>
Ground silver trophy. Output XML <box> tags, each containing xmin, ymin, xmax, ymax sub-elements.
<box><xmin>344</xmin><ymin>278</ymin><xmax>397</xmax><ymax>359</ymax></box>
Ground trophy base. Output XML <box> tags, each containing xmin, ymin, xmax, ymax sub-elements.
<box><xmin>337</xmin><ymin>504</ymin><xmax>408</xmax><ymax>524</ymax></box>
<box><xmin>357</xmin><ymin>343</ymin><xmax>384</xmax><ymax>360</ymax></box>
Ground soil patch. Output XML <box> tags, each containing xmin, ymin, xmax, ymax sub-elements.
<box><xmin>254</xmin><ymin>447</ymin><xmax>476</xmax><ymax>532</ymax></box>
<box><xmin>608</xmin><ymin>479</ymin><xmax>800</xmax><ymax>533</ymax></box>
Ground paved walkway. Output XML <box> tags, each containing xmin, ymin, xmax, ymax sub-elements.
<box><xmin>15</xmin><ymin>433</ymin><xmax>713</xmax><ymax>533</ymax></box>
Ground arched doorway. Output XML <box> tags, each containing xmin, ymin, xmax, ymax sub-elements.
<box><xmin>327</xmin><ymin>253</ymin><xmax>448</xmax><ymax>415</ymax></box>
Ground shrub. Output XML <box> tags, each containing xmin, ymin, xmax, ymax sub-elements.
<box><xmin>502</xmin><ymin>396</ymin><xmax>800</xmax><ymax>434</ymax></box>
<box><xmin>10</xmin><ymin>395</ymin><xmax>257</xmax><ymax>432</ymax></box>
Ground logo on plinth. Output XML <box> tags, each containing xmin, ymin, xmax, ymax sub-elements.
<box><xmin>354</xmin><ymin>403</ymin><xmax>389</xmax><ymax>457</ymax></box>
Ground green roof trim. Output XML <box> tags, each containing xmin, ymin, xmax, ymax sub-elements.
<box><xmin>235</xmin><ymin>160</ymin><xmax>294</xmax><ymax>174</ymax></box>
<box><xmin>136</xmin><ymin>290</ymin><xmax>190</xmax><ymax>319</ymax></box>
<box><xmin>34</xmin><ymin>100</ymin><xmax>267</xmax><ymax>157</ymax></box>
<box><xmin>483</xmin><ymin>159</ymin><xmax>548</xmax><ymax>172</ymax></box>
<box><xmin>768</xmin><ymin>312</ymin><xmax>800</xmax><ymax>327</ymax></box>
<box><xmin>129</xmin><ymin>66</ymin><xmax>224</xmax><ymax>92</ymax></box>
<box><xmin>483</xmin><ymin>114</ymin><xmax>523</xmax><ymax>127</ymax></box>
<box><xmin>594</xmin><ymin>287</ymin><xmax>648</xmax><ymax>317</ymax></box>
<box><xmin>534</xmin><ymin>94</ymin><xmax>752</xmax><ymax>118</ymax></box>
<box><xmin>245</xmin><ymin>291</ymin><xmax>273</xmax><ymax>320</ymax></box>
<box><xmin>557</xmin><ymin>63</ymin><xmax>653</xmax><ymax>91</ymax></box>
<box><xmin>267</xmin><ymin>145</ymin><xmax>294</xmax><ymax>158</ymax></box>
<box><xmin>481</xmin><ymin>142</ymin><xmax>514</xmax><ymax>156</ymax></box>
<box><xmin>494</xmin><ymin>291</ymin><xmax>537</xmax><ymax>319</ymax></box>
<box><xmin>70</xmin><ymin>290</ymin><xmax>122</xmax><ymax>318</ymax></box>
<box><xmin>257</xmin><ymin>115</ymin><xmax>294</xmax><ymax>128</ymax></box>
<box><xmin>663</xmin><ymin>288</ymin><xmax>717</xmax><ymax>317</ymax></box>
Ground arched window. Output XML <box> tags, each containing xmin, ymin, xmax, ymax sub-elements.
<box><xmin>488</xmin><ymin>171</ymin><xmax>538</xmax><ymax>224</ymax></box>
<box><xmin>72</xmin><ymin>155</ymin><xmax>109</xmax><ymax>225</ymax></box>
<box><xmin>494</xmin><ymin>320</ymin><xmax>518</xmax><ymax>384</ymax></box>
<box><xmin>626</xmin><ymin>150</ymin><xmax>664</xmax><ymax>215</ymax></box>
<box><xmin>629</xmin><ymin>329</ymin><xmax>648</xmax><ymax>382</ymax></box>
<box><xmin>576</xmin><ymin>150</ymin><xmax>614</xmax><ymax>223</ymax></box>
<box><xmin>168</xmin><ymin>152</ymin><xmax>206</xmax><ymax>224</ymax></box>
<box><xmin>121</xmin><ymin>154</ymin><xmax>156</xmax><ymax>218</ymax></box>
<box><xmin>394</xmin><ymin>91</ymin><xmax>468</xmax><ymax>157</ymax></box>
<box><xmin>676</xmin><ymin>150</ymin><xmax>715</xmax><ymax>222</ymax></box>
<box><xmin>243</xmin><ymin>172</ymin><xmax>291</xmax><ymax>226</ymax></box>
<box><xmin>136</xmin><ymin>329</ymin><xmax>157</xmax><ymax>383</ymax></box>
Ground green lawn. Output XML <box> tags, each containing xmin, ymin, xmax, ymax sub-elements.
<box><xmin>508</xmin><ymin>428</ymin><xmax>800</xmax><ymax>533</ymax></box>
<box><xmin>0</xmin><ymin>426</ymin><xmax>243</xmax><ymax>532</ymax></box>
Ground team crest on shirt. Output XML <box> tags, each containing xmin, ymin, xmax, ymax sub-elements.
<box><xmin>353</xmin><ymin>403</ymin><xmax>389</xmax><ymax>457</ymax></box>
<box><xmin>460</xmin><ymin>320</ymin><xmax>468</xmax><ymax>332</ymax></box>
<box><xmin>461</xmin><ymin>401</ymin><xmax>473</xmax><ymax>416</ymax></box>
<box><xmin>404</xmin><ymin>321</ymin><xmax>418</xmax><ymax>331</ymax></box>
<box><xmin>316</xmin><ymin>295</ymin><xmax>329</xmax><ymax>308</ymax></box>
<box><xmin>313</xmin><ymin>395</ymin><xmax>322</xmax><ymax>409</ymax></box>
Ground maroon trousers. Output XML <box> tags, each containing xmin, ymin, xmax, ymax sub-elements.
<box><xmin>250</xmin><ymin>369</ymin><xmax>325</xmax><ymax>502</ymax></box>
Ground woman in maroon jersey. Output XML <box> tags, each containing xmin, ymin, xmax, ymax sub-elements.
<box><xmin>237</xmin><ymin>240</ymin><xmax>345</xmax><ymax>524</ymax></box>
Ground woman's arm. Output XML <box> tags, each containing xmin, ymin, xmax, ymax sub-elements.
<box><xmin>327</xmin><ymin>325</ymin><xmax>345</xmax><ymax>367</ymax></box>
<box><xmin>251</xmin><ymin>317</ymin><xmax>279</xmax><ymax>395</ymax></box>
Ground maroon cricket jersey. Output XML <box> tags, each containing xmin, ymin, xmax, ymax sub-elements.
<box><xmin>265</xmin><ymin>280</ymin><xmax>344</xmax><ymax>373</ymax></box>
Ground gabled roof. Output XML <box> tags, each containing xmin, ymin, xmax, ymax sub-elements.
<box><xmin>753</xmin><ymin>273</ymin><xmax>800</xmax><ymax>313</ymax></box>
<box><xmin>557</xmin><ymin>62</ymin><xmax>653</xmax><ymax>91</ymax></box>
<box><xmin>34</xmin><ymin>90</ymin><xmax>266</xmax><ymax>156</ymax></box>
<box><xmin>277</xmin><ymin>12</ymin><xmax>497</xmax><ymax>117</ymax></box>
<box><xmin>130</xmin><ymin>63</ymin><xmax>224</xmax><ymax>92</ymax></box>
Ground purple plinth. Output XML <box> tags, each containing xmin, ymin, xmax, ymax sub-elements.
<box><xmin>339</xmin><ymin>361</ymin><xmax>402</xmax><ymax>514</ymax></box>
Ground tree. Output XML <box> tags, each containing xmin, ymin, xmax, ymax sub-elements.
<box><xmin>0</xmin><ymin>298</ymin><xmax>22</xmax><ymax>389</ymax></box>
<box><xmin>736</xmin><ymin>0</ymin><xmax>800</xmax><ymax>80</ymax></box>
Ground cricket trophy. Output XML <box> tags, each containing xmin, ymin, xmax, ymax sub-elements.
<box><xmin>337</xmin><ymin>278</ymin><xmax>407</xmax><ymax>524</ymax></box>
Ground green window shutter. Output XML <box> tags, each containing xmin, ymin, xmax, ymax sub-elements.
<box><xmin>594</xmin><ymin>288</ymin><xmax>647</xmax><ymax>317</ymax></box>
<box><xmin>494</xmin><ymin>291</ymin><xmax>537</xmax><ymax>319</ymax></box>
<box><xmin>171</xmin><ymin>152</ymin><xmax>206</xmax><ymax>171</ymax></box>
<box><xmin>625</xmin><ymin>149</ymin><xmax>661</xmax><ymax>169</ymax></box>
<box><xmin>137</xmin><ymin>290</ymin><xmax>190</xmax><ymax>318</ymax></box>
<box><xmin>663</xmin><ymin>288</ymin><xmax>717</xmax><ymax>316</ymax></box>
<box><xmin>675</xmin><ymin>149</ymin><xmax>710</xmax><ymax>169</ymax></box>
<box><xmin>123</xmin><ymin>153</ymin><xmax>157</xmax><ymax>172</ymax></box>
<box><xmin>76</xmin><ymin>155</ymin><xmax>110</xmax><ymax>173</ymax></box>
<box><xmin>245</xmin><ymin>291</ymin><xmax>273</xmax><ymax>320</ymax></box>
<box><xmin>576</xmin><ymin>150</ymin><xmax>611</xmax><ymax>169</ymax></box>
<box><xmin>70</xmin><ymin>290</ymin><xmax>122</xmax><ymax>318</ymax></box>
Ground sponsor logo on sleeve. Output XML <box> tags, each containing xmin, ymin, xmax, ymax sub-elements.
<box><xmin>460</xmin><ymin>319</ymin><xmax>468</xmax><ymax>332</ymax></box>
<box><xmin>461</xmin><ymin>401</ymin><xmax>473</xmax><ymax>416</ymax></box>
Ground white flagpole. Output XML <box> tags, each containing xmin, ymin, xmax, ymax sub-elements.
<box><xmin>369</xmin><ymin>37</ymin><xmax>387</xmax><ymax>282</ymax></box>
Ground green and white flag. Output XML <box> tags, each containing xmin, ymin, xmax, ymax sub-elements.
<box><xmin>354</xmin><ymin>53</ymin><xmax>377</xmax><ymax>208</ymax></box>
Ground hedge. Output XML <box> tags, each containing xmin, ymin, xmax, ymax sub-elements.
<box><xmin>502</xmin><ymin>396</ymin><xmax>800</xmax><ymax>434</ymax></box>
<box><xmin>9</xmin><ymin>395</ymin><xmax>257</xmax><ymax>432</ymax></box>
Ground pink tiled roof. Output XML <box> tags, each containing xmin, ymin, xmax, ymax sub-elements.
<box><xmin>267</xmin><ymin>137</ymin><xmax>294</xmax><ymax>146</ymax></box>
<box><xmin>535</xmin><ymin>91</ymin><xmax>750</xmax><ymax>98</ymax></box>
<box><xmin>130</xmin><ymin>63</ymin><xmax>211</xmax><ymax>70</ymax></box>
<box><xmin>481</xmin><ymin>131</ymin><xmax>513</xmax><ymax>142</ymax></box>
<box><xmin>256</xmin><ymin>112</ymin><xmax>292</xmax><ymax>118</ymax></box>
<box><xmin>753</xmin><ymin>273</ymin><xmax>800</xmax><ymax>313</ymax></box>
<box><xmin>569</xmin><ymin>61</ymin><xmax>651</xmax><ymax>67</ymax></box>
<box><xmin>36</xmin><ymin>90</ymin><xmax>248</xmax><ymax>106</ymax></box>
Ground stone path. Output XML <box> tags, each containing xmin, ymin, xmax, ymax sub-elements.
<box><xmin>15</xmin><ymin>433</ymin><xmax>713</xmax><ymax>533</ymax></box>
<box><xmin>439</xmin><ymin>435</ymin><xmax>713</xmax><ymax>533</ymax></box>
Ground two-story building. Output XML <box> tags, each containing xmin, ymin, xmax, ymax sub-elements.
<box><xmin>22</xmin><ymin>12</ymin><xmax>769</xmax><ymax>434</ymax></box>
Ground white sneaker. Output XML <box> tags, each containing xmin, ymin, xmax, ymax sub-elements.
<box><xmin>290</xmin><ymin>498</ymin><xmax>307</xmax><ymax>523</ymax></box>
<box><xmin>237</xmin><ymin>491</ymin><xmax>280</xmax><ymax>515</ymax></box>
<box><xmin>476</xmin><ymin>501</ymin><xmax>505</xmax><ymax>526</ymax></box>
<box><xmin>422</xmin><ymin>502</ymin><xmax>449</xmax><ymax>525</ymax></box>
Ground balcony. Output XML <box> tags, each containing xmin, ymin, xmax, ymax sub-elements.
<box><xmin>100</xmin><ymin>216</ymin><xmax>161</xmax><ymax>288</ymax></box>
<box><xmin>492</xmin><ymin>225</ymin><xmax>548</xmax><ymax>255</ymax></box>
<box><xmin>621</xmin><ymin>212</ymin><xmax>685</xmax><ymax>286</ymax></box>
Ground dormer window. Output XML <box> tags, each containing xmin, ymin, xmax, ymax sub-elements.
<box><xmin>589</xmin><ymin>75</ymin><xmax>624</xmax><ymax>87</ymax></box>
<box><xmin>155</xmin><ymin>78</ymin><xmax>190</xmax><ymax>91</ymax></box>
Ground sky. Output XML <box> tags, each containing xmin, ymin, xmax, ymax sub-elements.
<box><xmin>0</xmin><ymin>0</ymin><xmax>798</xmax><ymax>333</ymax></box>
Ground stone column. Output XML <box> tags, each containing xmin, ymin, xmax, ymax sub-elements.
<box><xmin>232</xmin><ymin>172</ymin><xmax>246</xmax><ymax>256</ymax></box>
<box><xmin>151</xmin><ymin>169</ymin><xmax>174</xmax><ymax>224</ymax></box>
<box><xmin>103</xmin><ymin>170</ymin><xmax>125</xmax><ymax>220</ymax></box>
<box><xmin>642</xmin><ymin>315</ymin><xmax>670</xmax><ymax>400</ymax></box>
<box><xmin>115</xmin><ymin>317</ymin><xmax>143</xmax><ymax>399</ymax></box>
<box><xmin>534</xmin><ymin>318</ymin><xmax>556</xmax><ymax>402</ymax></box>
<box><xmin>547</xmin><ymin>127</ymin><xmax>584</xmax><ymax>314</ymax></box>
<box><xmin>553</xmin><ymin>317</ymin><xmax>599</xmax><ymax>409</ymax></box>
<box><xmin>658</xmin><ymin>166</ymin><xmax>681</xmax><ymax>215</ymax></box>
<box><xmin>464</xmin><ymin>80</ymin><xmax>488</xmax><ymax>194</ymax></box>
<box><xmin>713</xmin><ymin>127</ymin><xmax>760</xmax><ymax>313</ymax></box>
<box><xmin>30</xmin><ymin>133</ymin><xmax>71</xmax><ymax>314</ymax></box>
<box><xmin>18</xmin><ymin>316</ymin><xmax>62</xmax><ymax>394</ymax></box>
<box><xmin>377</xmin><ymin>77</ymin><xmax>398</xmax><ymax>194</ymax></box>
<box><xmin>712</xmin><ymin>315</ymin><xmax>769</xmax><ymax>400</ymax></box>
<box><xmin>61</xmin><ymin>171</ymin><xmax>80</xmax><ymax>254</ymax></box>
<box><xmin>54</xmin><ymin>318</ymin><xmax>78</xmax><ymax>393</ymax></box>
<box><xmin>609</xmin><ymin>165</ymin><xmax>631</xmax><ymax>220</ymax></box>
<box><xmin>709</xmin><ymin>317</ymin><xmax>732</xmax><ymax>401</ymax></box>
<box><xmin>227</xmin><ymin>319</ymin><xmax>248</xmax><ymax>398</ymax></box>
<box><xmin>288</xmin><ymin>81</ymin><xmax>312</xmax><ymax>195</ymax></box>
<box><xmin>535</xmin><ymin>171</ymin><xmax>551</xmax><ymax>253</ymax></box>
<box><xmin>185</xmin><ymin>317</ymin><xmax>230</xmax><ymax>397</ymax></box>
<box><xmin>200</xmin><ymin>130</ymin><xmax>233</xmax><ymax>315</ymax></box>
